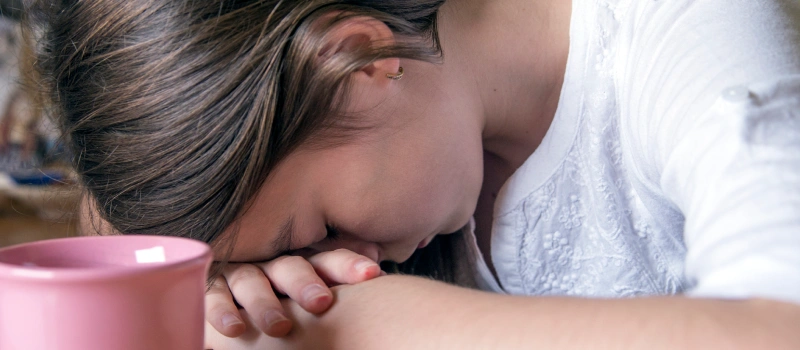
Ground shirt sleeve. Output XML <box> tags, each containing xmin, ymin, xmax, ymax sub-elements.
<box><xmin>663</xmin><ymin>77</ymin><xmax>800</xmax><ymax>304</ymax></box>
<box><xmin>618</xmin><ymin>0</ymin><xmax>800</xmax><ymax>304</ymax></box>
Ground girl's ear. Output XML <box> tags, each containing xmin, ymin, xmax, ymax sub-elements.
<box><xmin>316</xmin><ymin>14</ymin><xmax>401</xmax><ymax>89</ymax></box>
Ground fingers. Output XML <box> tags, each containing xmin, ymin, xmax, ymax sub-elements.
<box><xmin>206</xmin><ymin>249</ymin><xmax>384</xmax><ymax>340</ymax></box>
<box><xmin>204</xmin><ymin>310</ymin><xmax>263</xmax><ymax>350</ymax></box>
<box><xmin>261</xmin><ymin>255</ymin><xmax>334</xmax><ymax>315</ymax></box>
<box><xmin>306</xmin><ymin>248</ymin><xmax>382</xmax><ymax>285</ymax></box>
<box><xmin>205</xmin><ymin>275</ymin><xmax>246</xmax><ymax>338</ymax></box>
<box><xmin>222</xmin><ymin>264</ymin><xmax>293</xmax><ymax>337</ymax></box>
<box><xmin>205</xmin><ymin>309</ymin><xmax>289</xmax><ymax>350</ymax></box>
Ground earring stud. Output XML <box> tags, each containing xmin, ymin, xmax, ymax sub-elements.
<box><xmin>386</xmin><ymin>67</ymin><xmax>404</xmax><ymax>80</ymax></box>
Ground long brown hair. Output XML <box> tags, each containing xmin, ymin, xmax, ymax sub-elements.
<box><xmin>30</xmin><ymin>0</ymin><xmax>472</xmax><ymax>285</ymax></box>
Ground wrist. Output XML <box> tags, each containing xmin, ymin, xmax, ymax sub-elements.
<box><xmin>298</xmin><ymin>275</ymin><xmax>484</xmax><ymax>349</ymax></box>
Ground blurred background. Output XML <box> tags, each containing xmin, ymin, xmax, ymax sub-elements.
<box><xmin>0</xmin><ymin>0</ymin><xmax>81</xmax><ymax>248</ymax></box>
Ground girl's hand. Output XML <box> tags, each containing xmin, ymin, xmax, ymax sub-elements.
<box><xmin>203</xmin><ymin>276</ymin><xmax>442</xmax><ymax>350</ymax></box>
<box><xmin>204</xmin><ymin>249</ymin><xmax>382</xmax><ymax>338</ymax></box>
<box><xmin>204</xmin><ymin>282</ymin><xmax>373</xmax><ymax>350</ymax></box>
<box><xmin>204</xmin><ymin>306</ymin><xmax>310</xmax><ymax>350</ymax></box>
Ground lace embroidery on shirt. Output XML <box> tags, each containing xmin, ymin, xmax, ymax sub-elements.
<box><xmin>494</xmin><ymin>0</ymin><xmax>688</xmax><ymax>297</ymax></box>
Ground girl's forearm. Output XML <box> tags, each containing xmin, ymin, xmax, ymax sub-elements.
<box><xmin>281</xmin><ymin>275</ymin><xmax>800</xmax><ymax>349</ymax></box>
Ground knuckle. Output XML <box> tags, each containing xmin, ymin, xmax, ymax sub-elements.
<box><xmin>273</xmin><ymin>255</ymin><xmax>309</xmax><ymax>267</ymax></box>
<box><xmin>206</xmin><ymin>303</ymin><xmax>233</xmax><ymax>316</ymax></box>
<box><xmin>206</xmin><ymin>285</ymin><xmax>229</xmax><ymax>297</ymax></box>
<box><xmin>331</xmin><ymin>248</ymin><xmax>356</xmax><ymax>256</ymax></box>
<box><xmin>208</xmin><ymin>277</ymin><xmax>229</xmax><ymax>290</ymax></box>
<box><xmin>225</xmin><ymin>265</ymin><xmax>265</xmax><ymax>288</ymax></box>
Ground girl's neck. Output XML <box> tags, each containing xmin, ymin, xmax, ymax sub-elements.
<box><xmin>437</xmin><ymin>0</ymin><xmax>572</xmax><ymax>171</ymax></box>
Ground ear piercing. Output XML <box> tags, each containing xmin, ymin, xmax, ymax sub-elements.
<box><xmin>386</xmin><ymin>67</ymin><xmax>404</xmax><ymax>80</ymax></box>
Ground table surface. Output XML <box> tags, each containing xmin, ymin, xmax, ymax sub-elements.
<box><xmin>0</xmin><ymin>173</ymin><xmax>81</xmax><ymax>248</ymax></box>
<box><xmin>0</xmin><ymin>206</ymin><xmax>78</xmax><ymax>249</ymax></box>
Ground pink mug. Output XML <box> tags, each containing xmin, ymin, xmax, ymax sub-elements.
<box><xmin>0</xmin><ymin>235</ymin><xmax>212</xmax><ymax>350</ymax></box>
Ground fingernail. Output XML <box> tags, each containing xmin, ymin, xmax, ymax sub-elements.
<box><xmin>302</xmin><ymin>284</ymin><xmax>329</xmax><ymax>303</ymax></box>
<box><xmin>264</xmin><ymin>310</ymin><xmax>290</xmax><ymax>329</ymax></box>
<box><xmin>380</xmin><ymin>270</ymin><xmax>388</xmax><ymax>276</ymax></box>
<box><xmin>355</xmin><ymin>259</ymin><xmax>377</xmax><ymax>273</ymax></box>
<box><xmin>221</xmin><ymin>313</ymin><xmax>243</xmax><ymax>328</ymax></box>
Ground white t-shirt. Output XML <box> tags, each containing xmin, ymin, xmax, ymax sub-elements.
<box><xmin>468</xmin><ymin>0</ymin><xmax>800</xmax><ymax>304</ymax></box>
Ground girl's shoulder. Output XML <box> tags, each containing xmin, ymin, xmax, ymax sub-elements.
<box><xmin>615</xmin><ymin>0</ymin><xmax>800</xmax><ymax>180</ymax></box>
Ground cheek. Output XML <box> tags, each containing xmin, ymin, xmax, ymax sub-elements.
<box><xmin>318</xmin><ymin>130</ymin><xmax>480</xmax><ymax>239</ymax></box>
<box><xmin>325</xmin><ymin>172</ymin><xmax>440</xmax><ymax>242</ymax></box>
<box><xmin>369</xmin><ymin>162</ymin><xmax>464</xmax><ymax>236</ymax></box>
<box><xmin>399</xmin><ymin>134</ymin><xmax>482</xmax><ymax>231</ymax></box>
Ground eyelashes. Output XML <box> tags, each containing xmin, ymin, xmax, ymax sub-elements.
<box><xmin>324</xmin><ymin>224</ymin><xmax>342</xmax><ymax>242</ymax></box>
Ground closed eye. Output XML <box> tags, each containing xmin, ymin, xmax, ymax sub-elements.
<box><xmin>325</xmin><ymin>224</ymin><xmax>342</xmax><ymax>242</ymax></box>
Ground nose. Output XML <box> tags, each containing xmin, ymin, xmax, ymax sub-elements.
<box><xmin>308</xmin><ymin>238</ymin><xmax>382</xmax><ymax>263</ymax></box>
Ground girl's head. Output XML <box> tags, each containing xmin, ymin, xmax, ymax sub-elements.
<box><xmin>33</xmin><ymin>0</ymin><xmax>484</xmax><ymax>274</ymax></box>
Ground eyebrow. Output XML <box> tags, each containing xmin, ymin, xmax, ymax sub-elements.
<box><xmin>269</xmin><ymin>215</ymin><xmax>294</xmax><ymax>259</ymax></box>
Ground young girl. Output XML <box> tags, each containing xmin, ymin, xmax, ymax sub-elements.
<box><xmin>34</xmin><ymin>0</ymin><xmax>800</xmax><ymax>348</ymax></box>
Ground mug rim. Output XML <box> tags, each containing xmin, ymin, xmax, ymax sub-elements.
<box><xmin>0</xmin><ymin>235</ymin><xmax>212</xmax><ymax>282</ymax></box>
